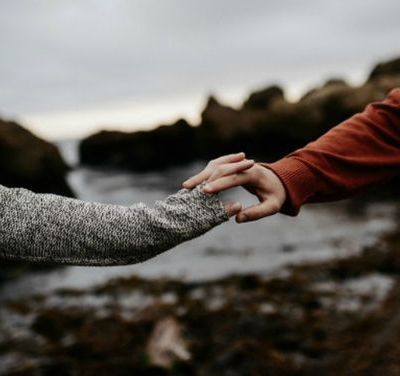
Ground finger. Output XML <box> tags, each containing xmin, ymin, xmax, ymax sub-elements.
<box><xmin>208</xmin><ymin>160</ymin><xmax>255</xmax><ymax>182</ymax></box>
<box><xmin>203</xmin><ymin>173</ymin><xmax>249</xmax><ymax>193</ymax></box>
<box><xmin>182</xmin><ymin>170</ymin><xmax>211</xmax><ymax>189</ymax></box>
<box><xmin>182</xmin><ymin>152</ymin><xmax>246</xmax><ymax>189</ymax></box>
<box><xmin>212</xmin><ymin>152</ymin><xmax>246</xmax><ymax>165</ymax></box>
<box><xmin>224</xmin><ymin>202</ymin><xmax>242</xmax><ymax>217</ymax></box>
<box><xmin>236</xmin><ymin>200</ymin><xmax>280</xmax><ymax>223</ymax></box>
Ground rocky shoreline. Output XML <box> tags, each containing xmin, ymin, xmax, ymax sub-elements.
<box><xmin>79</xmin><ymin>57</ymin><xmax>400</xmax><ymax>173</ymax></box>
<box><xmin>1</xmin><ymin>217</ymin><xmax>400</xmax><ymax>375</ymax></box>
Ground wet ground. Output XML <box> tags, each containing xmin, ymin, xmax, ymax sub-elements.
<box><xmin>2</xmin><ymin>223</ymin><xmax>400</xmax><ymax>375</ymax></box>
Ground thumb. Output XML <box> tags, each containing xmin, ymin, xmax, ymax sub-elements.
<box><xmin>224</xmin><ymin>202</ymin><xmax>242</xmax><ymax>217</ymax></box>
<box><xmin>236</xmin><ymin>199</ymin><xmax>280</xmax><ymax>223</ymax></box>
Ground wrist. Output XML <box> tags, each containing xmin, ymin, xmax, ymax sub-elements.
<box><xmin>259</xmin><ymin>165</ymin><xmax>286</xmax><ymax>209</ymax></box>
<box><xmin>259</xmin><ymin>158</ymin><xmax>318</xmax><ymax>216</ymax></box>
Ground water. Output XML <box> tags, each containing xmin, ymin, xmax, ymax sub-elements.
<box><xmin>0</xmin><ymin>140</ymin><xmax>397</xmax><ymax>299</ymax></box>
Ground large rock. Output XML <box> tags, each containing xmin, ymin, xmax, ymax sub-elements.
<box><xmin>0</xmin><ymin>118</ymin><xmax>74</xmax><ymax>196</ymax></box>
<box><xmin>79</xmin><ymin>57</ymin><xmax>400</xmax><ymax>171</ymax></box>
<box><xmin>242</xmin><ymin>85</ymin><xmax>284</xmax><ymax>110</ymax></box>
<box><xmin>197</xmin><ymin>75</ymin><xmax>400</xmax><ymax>159</ymax></box>
<box><xmin>369</xmin><ymin>57</ymin><xmax>400</xmax><ymax>80</ymax></box>
<box><xmin>80</xmin><ymin>118</ymin><xmax>199</xmax><ymax>171</ymax></box>
<box><xmin>200</xmin><ymin>96</ymin><xmax>263</xmax><ymax>140</ymax></box>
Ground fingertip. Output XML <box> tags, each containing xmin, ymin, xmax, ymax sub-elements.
<box><xmin>225</xmin><ymin>202</ymin><xmax>241</xmax><ymax>217</ymax></box>
<box><xmin>232</xmin><ymin>152</ymin><xmax>245</xmax><ymax>161</ymax></box>
<box><xmin>232</xmin><ymin>202</ymin><xmax>242</xmax><ymax>213</ymax></box>
<box><xmin>236</xmin><ymin>212</ymin><xmax>248</xmax><ymax>223</ymax></box>
<box><xmin>243</xmin><ymin>159</ymin><xmax>255</xmax><ymax>166</ymax></box>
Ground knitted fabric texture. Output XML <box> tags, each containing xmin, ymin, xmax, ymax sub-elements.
<box><xmin>0</xmin><ymin>184</ymin><xmax>228</xmax><ymax>265</ymax></box>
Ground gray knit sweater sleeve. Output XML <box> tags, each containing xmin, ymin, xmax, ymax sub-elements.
<box><xmin>0</xmin><ymin>184</ymin><xmax>228</xmax><ymax>266</ymax></box>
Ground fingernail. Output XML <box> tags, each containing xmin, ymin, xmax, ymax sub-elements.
<box><xmin>231</xmin><ymin>202</ymin><xmax>241</xmax><ymax>212</ymax></box>
<box><xmin>237</xmin><ymin>213</ymin><xmax>247</xmax><ymax>223</ymax></box>
<box><xmin>203</xmin><ymin>184</ymin><xmax>212</xmax><ymax>192</ymax></box>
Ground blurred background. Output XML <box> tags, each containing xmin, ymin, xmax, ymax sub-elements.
<box><xmin>1</xmin><ymin>1</ymin><xmax>400</xmax><ymax>374</ymax></box>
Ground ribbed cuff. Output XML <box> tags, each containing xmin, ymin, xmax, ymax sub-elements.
<box><xmin>260</xmin><ymin>158</ymin><xmax>319</xmax><ymax>216</ymax></box>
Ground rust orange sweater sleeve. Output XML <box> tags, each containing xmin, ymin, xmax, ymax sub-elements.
<box><xmin>262</xmin><ymin>88</ymin><xmax>400</xmax><ymax>216</ymax></box>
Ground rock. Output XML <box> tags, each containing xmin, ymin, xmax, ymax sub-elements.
<box><xmin>0</xmin><ymin>118</ymin><xmax>74</xmax><ymax>196</ymax></box>
<box><xmin>290</xmin><ymin>75</ymin><xmax>400</xmax><ymax>137</ymax></box>
<box><xmin>242</xmin><ymin>85</ymin><xmax>284</xmax><ymax>110</ymax></box>
<box><xmin>80</xmin><ymin>118</ymin><xmax>199</xmax><ymax>171</ymax></box>
<box><xmin>79</xmin><ymin>57</ymin><xmax>400</xmax><ymax>172</ymax></box>
<box><xmin>5</xmin><ymin>223</ymin><xmax>400</xmax><ymax>374</ymax></box>
<box><xmin>369</xmin><ymin>57</ymin><xmax>400</xmax><ymax>80</ymax></box>
<box><xmin>325</xmin><ymin>78</ymin><xmax>348</xmax><ymax>86</ymax></box>
<box><xmin>147</xmin><ymin>316</ymin><xmax>191</xmax><ymax>368</ymax></box>
<box><xmin>300</xmin><ymin>78</ymin><xmax>350</xmax><ymax>101</ymax></box>
<box><xmin>200</xmin><ymin>96</ymin><xmax>262</xmax><ymax>140</ymax></box>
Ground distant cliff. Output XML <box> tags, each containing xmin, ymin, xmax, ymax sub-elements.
<box><xmin>79</xmin><ymin>57</ymin><xmax>400</xmax><ymax>171</ymax></box>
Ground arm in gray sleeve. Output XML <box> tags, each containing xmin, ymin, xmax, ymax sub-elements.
<box><xmin>0</xmin><ymin>184</ymin><xmax>228</xmax><ymax>266</ymax></box>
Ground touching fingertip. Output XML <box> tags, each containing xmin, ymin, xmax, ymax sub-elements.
<box><xmin>237</xmin><ymin>213</ymin><xmax>248</xmax><ymax>223</ymax></box>
<box><xmin>232</xmin><ymin>202</ymin><xmax>242</xmax><ymax>212</ymax></box>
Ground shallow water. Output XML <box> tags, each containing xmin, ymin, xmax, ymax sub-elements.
<box><xmin>0</xmin><ymin>140</ymin><xmax>397</xmax><ymax>300</ymax></box>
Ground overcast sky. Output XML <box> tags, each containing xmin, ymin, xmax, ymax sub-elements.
<box><xmin>0</xmin><ymin>0</ymin><xmax>399</xmax><ymax>139</ymax></box>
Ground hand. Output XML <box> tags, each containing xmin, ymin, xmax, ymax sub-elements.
<box><xmin>204</xmin><ymin>164</ymin><xmax>286</xmax><ymax>222</ymax></box>
<box><xmin>183</xmin><ymin>154</ymin><xmax>286</xmax><ymax>223</ymax></box>
<box><xmin>182</xmin><ymin>152</ymin><xmax>255</xmax><ymax>218</ymax></box>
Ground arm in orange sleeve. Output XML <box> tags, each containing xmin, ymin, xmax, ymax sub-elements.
<box><xmin>262</xmin><ymin>88</ymin><xmax>400</xmax><ymax>215</ymax></box>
